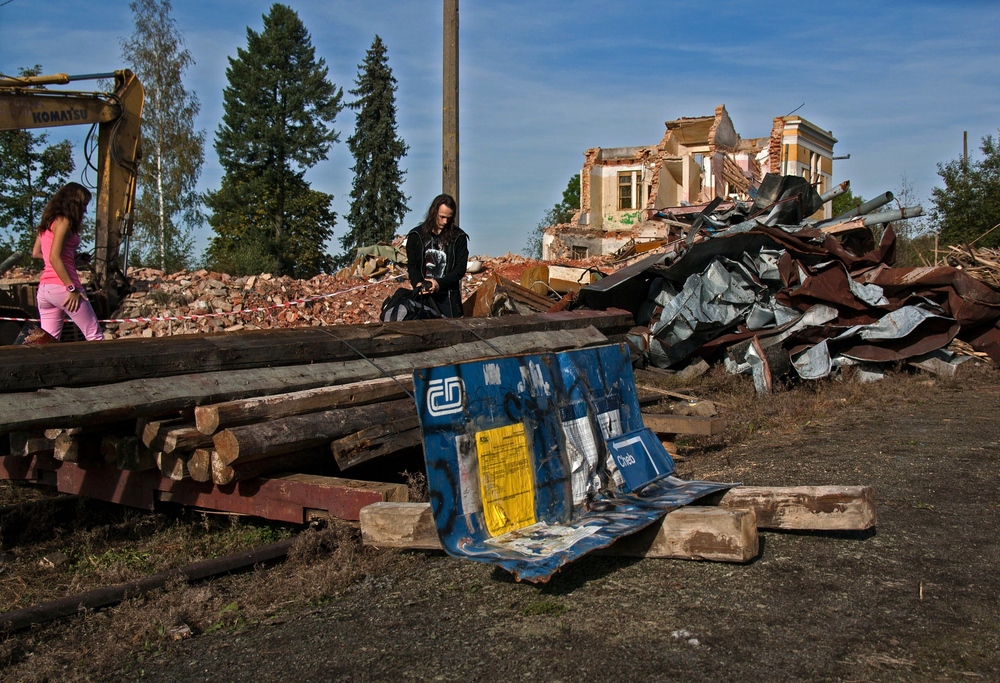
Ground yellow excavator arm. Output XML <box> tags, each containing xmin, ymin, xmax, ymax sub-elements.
<box><xmin>0</xmin><ymin>69</ymin><xmax>144</xmax><ymax>311</ymax></box>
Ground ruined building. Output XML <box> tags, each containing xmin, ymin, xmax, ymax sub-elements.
<box><xmin>543</xmin><ymin>105</ymin><xmax>837</xmax><ymax>260</ymax></box>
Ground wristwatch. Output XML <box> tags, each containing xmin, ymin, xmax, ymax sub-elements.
<box><xmin>66</xmin><ymin>284</ymin><xmax>77</xmax><ymax>293</ymax></box>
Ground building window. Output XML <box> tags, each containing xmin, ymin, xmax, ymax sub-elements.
<box><xmin>619</xmin><ymin>172</ymin><xmax>633</xmax><ymax>210</ymax></box>
<box><xmin>618</xmin><ymin>170</ymin><xmax>643</xmax><ymax>211</ymax></box>
<box><xmin>571</xmin><ymin>245</ymin><xmax>588</xmax><ymax>259</ymax></box>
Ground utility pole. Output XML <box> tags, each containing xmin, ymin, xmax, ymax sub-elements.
<box><xmin>443</xmin><ymin>0</ymin><xmax>459</xmax><ymax>215</ymax></box>
<box><xmin>963</xmin><ymin>131</ymin><xmax>968</xmax><ymax>175</ymax></box>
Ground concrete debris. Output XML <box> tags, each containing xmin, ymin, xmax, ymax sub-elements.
<box><xmin>100</xmin><ymin>252</ymin><xmax>572</xmax><ymax>338</ymax></box>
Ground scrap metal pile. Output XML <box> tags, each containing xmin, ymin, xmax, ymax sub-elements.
<box><xmin>581</xmin><ymin>174</ymin><xmax>1000</xmax><ymax>389</ymax></box>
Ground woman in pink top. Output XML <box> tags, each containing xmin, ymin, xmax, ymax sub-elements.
<box><xmin>31</xmin><ymin>182</ymin><xmax>104</xmax><ymax>341</ymax></box>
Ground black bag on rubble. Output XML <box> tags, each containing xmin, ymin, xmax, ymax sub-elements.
<box><xmin>381</xmin><ymin>287</ymin><xmax>443</xmax><ymax>322</ymax></box>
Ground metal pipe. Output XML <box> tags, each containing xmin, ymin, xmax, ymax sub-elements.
<box><xmin>0</xmin><ymin>538</ymin><xmax>295</xmax><ymax>633</ymax></box>
<box><xmin>854</xmin><ymin>192</ymin><xmax>896</xmax><ymax>217</ymax></box>
<box><xmin>817</xmin><ymin>191</ymin><xmax>894</xmax><ymax>228</ymax></box>
<box><xmin>0</xmin><ymin>252</ymin><xmax>22</xmax><ymax>276</ymax></box>
<box><xmin>819</xmin><ymin>180</ymin><xmax>850</xmax><ymax>203</ymax></box>
<box><xmin>861</xmin><ymin>206</ymin><xmax>923</xmax><ymax>227</ymax></box>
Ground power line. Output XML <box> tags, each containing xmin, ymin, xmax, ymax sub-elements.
<box><xmin>0</xmin><ymin>0</ymin><xmax>20</xmax><ymax>9</ymax></box>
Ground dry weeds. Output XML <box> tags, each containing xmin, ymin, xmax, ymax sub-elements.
<box><xmin>0</xmin><ymin>465</ymin><xmax>427</xmax><ymax>680</ymax></box>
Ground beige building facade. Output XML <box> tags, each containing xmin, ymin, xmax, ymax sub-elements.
<box><xmin>543</xmin><ymin>105</ymin><xmax>837</xmax><ymax>260</ymax></box>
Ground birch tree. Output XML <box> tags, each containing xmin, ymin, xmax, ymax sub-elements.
<box><xmin>121</xmin><ymin>0</ymin><xmax>204</xmax><ymax>272</ymax></box>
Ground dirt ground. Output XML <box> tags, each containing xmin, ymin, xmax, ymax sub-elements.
<box><xmin>4</xmin><ymin>364</ymin><xmax>1000</xmax><ymax>682</ymax></box>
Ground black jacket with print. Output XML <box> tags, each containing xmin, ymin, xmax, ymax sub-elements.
<box><xmin>405</xmin><ymin>225</ymin><xmax>469</xmax><ymax>318</ymax></box>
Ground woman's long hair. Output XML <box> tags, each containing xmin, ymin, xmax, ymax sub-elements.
<box><xmin>37</xmin><ymin>182</ymin><xmax>92</xmax><ymax>235</ymax></box>
<box><xmin>418</xmin><ymin>194</ymin><xmax>458</xmax><ymax>244</ymax></box>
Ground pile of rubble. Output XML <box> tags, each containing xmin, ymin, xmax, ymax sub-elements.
<box><xmin>14</xmin><ymin>173</ymin><xmax>1000</xmax><ymax>393</ymax></box>
<box><xmin>583</xmin><ymin>175</ymin><xmax>1000</xmax><ymax>388</ymax></box>
<box><xmin>104</xmin><ymin>253</ymin><xmax>532</xmax><ymax>339</ymax></box>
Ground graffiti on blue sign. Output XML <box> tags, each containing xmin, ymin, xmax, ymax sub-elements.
<box><xmin>413</xmin><ymin>343</ymin><xmax>732</xmax><ymax>582</ymax></box>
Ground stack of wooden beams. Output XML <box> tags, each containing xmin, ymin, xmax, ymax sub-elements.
<box><xmin>0</xmin><ymin>311</ymin><xmax>633</xmax><ymax>517</ymax></box>
<box><xmin>361</xmin><ymin>485</ymin><xmax>878</xmax><ymax>564</ymax></box>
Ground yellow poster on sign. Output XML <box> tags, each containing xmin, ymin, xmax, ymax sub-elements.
<box><xmin>476</xmin><ymin>423</ymin><xmax>536</xmax><ymax>537</ymax></box>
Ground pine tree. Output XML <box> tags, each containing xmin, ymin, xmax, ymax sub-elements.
<box><xmin>205</xmin><ymin>3</ymin><xmax>343</xmax><ymax>278</ymax></box>
<box><xmin>0</xmin><ymin>66</ymin><xmax>75</xmax><ymax>265</ymax></box>
<box><xmin>340</xmin><ymin>35</ymin><xmax>409</xmax><ymax>265</ymax></box>
<box><xmin>121</xmin><ymin>0</ymin><xmax>205</xmax><ymax>273</ymax></box>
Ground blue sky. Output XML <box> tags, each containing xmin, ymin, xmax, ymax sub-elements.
<box><xmin>3</xmin><ymin>0</ymin><xmax>999</xmax><ymax>259</ymax></box>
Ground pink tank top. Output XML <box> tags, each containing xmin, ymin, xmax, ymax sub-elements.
<box><xmin>38</xmin><ymin>224</ymin><xmax>82</xmax><ymax>288</ymax></box>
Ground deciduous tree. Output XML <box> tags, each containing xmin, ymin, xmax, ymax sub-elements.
<box><xmin>339</xmin><ymin>36</ymin><xmax>409</xmax><ymax>266</ymax></box>
<box><xmin>523</xmin><ymin>173</ymin><xmax>580</xmax><ymax>258</ymax></box>
<box><xmin>121</xmin><ymin>0</ymin><xmax>205</xmax><ymax>273</ymax></box>
<box><xmin>931</xmin><ymin>132</ymin><xmax>1000</xmax><ymax>248</ymax></box>
<box><xmin>830</xmin><ymin>187</ymin><xmax>864</xmax><ymax>219</ymax></box>
<box><xmin>205</xmin><ymin>3</ymin><xmax>343</xmax><ymax>277</ymax></box>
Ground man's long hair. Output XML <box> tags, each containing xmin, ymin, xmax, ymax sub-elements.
<box><xmin>38</xmin><ymin>182</ymin><xmax>92</xmax><ymax>235</ymax></box>
<box><xmin>418</xmin><ymin>194</ymin><xmax>458</xmax><ymax>244</ymax></box>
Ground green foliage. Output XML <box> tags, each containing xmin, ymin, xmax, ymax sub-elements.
<box><xmin>339</xmin><ymin>36</ymin><xmax>409</xmax><ymax>267</ymax></box>
<box><xmin>0</xmin><ymin>66</ymin><xmax>75</xmax><ymax>265</ymax></box>
<box><xmin>830</xmin><ymin>188</ymin><xmax>864</xmax><ymax>218</ymax></box>
<box><xmin>931</xmin><ymin>131</ymin><xmax>1000</xmax><ymax>248</ymax></box>
<box><xmin>205</xmin><ymin>3</ymin><xmax>343</xmax><ymax>277</ymax></box>
<box><xmin>556</xmin><ymin>173</ymin><xmax>581</xmax><ymax>225</ymax></box>
<box><xmin>523</xmin><ymin>173</ymin><xmax>580</xmax><ymax>258</ymax></box>
<box><xmin>121</xmin><ymin>0</ymin><xmax>205</xmax><ymax>273</ymax></box>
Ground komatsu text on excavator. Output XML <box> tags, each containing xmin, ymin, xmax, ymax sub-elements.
<box><xmin>0</xmin><ymin>70</ymin><xmax>144</xmax><ymax>343</ymax></box>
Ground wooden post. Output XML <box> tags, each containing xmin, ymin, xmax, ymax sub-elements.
<box><xmin>443</xmin><ymin>0</ymin><xmax>459</xmax><ymax>206</ymax></box>
<box><xmin>710</xmin><ymin>485</ymin><xmax>876</xmax><ymax>531</ymax></box>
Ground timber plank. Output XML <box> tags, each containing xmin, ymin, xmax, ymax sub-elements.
<box><xmin>102</xmin><ymin>435</ymin><xmax>158</xmax><ymax>471</ymax></box>
<box><xmin>211</xmin><ymin>447</ymin><xmax>329</xmax><ymax>486</ymax></box>
<box><xmin>156</xmin><ymin>452</ymin><xmax>188</xmax><ymax>481</ymax></box>
<box><xmin>187</xmin><ymin>449</ymin><xmax>213</xmax><ymax>483</ymax></box>
<box><xmin>195</xmin><ymin>375</ymin><xmax>414</xmax><ymax>435</ymax></box>
<box><xmin>53</xmin><ymin>432</ymin><xmax>104</xmax><ymax>463</ymax></box>
<box><xmin>142</xmin><ymin>418</ymin><xmax>186</xmax><ymax>451</ymax></box>
<box><xmin>0</xmin><ymin>310</ymin><xmax>632</xmax><ymax>392</ymax></box>
<box><xmin>331</xmin><ymin>417</ymin><xmax>423</xmax><ymax>470</ymax></box>
<box><xmin>601</xmin><ymin>507</ymin><xmax>757</xmax><ymax>562</ymax></box>
<box><xmin>161</xmin><ymin>425</ymin><xmax>214</xmax><ymax>453</ymax></box>
<box><xmin>359</xmin><ymin>502</ymin><xmax>758</xmax><ymax>563</ymax></box>
<box><xmin>213</xmin><ymin>399</ymin><xmax>417</xmax><ymax>467</ymax></box>
<box><xmin>710</xmin><ymin>485</ymin><xmax>877</xmax><ymax>531</ymax></box>
<box><xmin>9</xmin><ymin>432</ymin><xmax>53</xmax><ymax>458</ymax></box>
<box><xmin>0</xmin><ymin>327</ymin><xmax>611</xmax><ymax>434</ymax></box>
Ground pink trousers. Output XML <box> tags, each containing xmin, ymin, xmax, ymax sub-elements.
<box><xmin>36</xmin><ymin>283</ymin><xmax>104</xmax><ymax>341</ymax></box>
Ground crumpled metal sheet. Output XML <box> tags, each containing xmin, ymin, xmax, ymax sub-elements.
<box><xmin>414</xmin><ymin>343</ymin><xmax>732</xmax><ymax>583</ymax></box>
<box><xmin>789</xmin><ymin>306</ymin><xmax>959</xmax><ymax>373</ymax></box>
<box><xmin>579</xmin><ymin>175</ymin><xmax>1000</xmax><ymax>380</ymax></box>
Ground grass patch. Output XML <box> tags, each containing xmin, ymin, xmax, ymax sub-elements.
<box><xmin>521</xmin><ymin>599</ymin><xmax>567</xmax><ymax>617</ymax></box>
